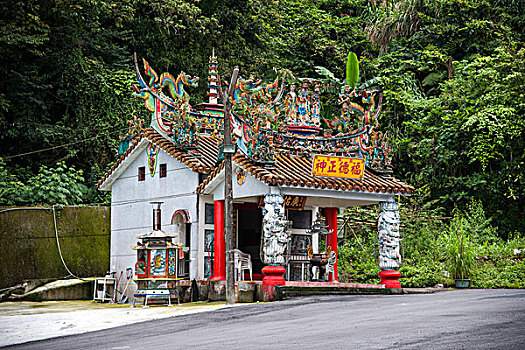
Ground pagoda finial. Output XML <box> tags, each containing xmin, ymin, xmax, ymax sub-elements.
<box><xmin>208</xmin><ymin>49</ymin><xmax>219</xmax><ymax>104</ymax></box>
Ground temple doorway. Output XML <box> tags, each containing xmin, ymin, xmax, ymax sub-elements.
<box><xmin>236</xmin><ymin>207</ymin><xmax>263</xmax><ymax>279</ymax></box>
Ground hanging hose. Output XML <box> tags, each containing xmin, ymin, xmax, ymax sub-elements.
<box><xmin>1</xmin><ymin>206</ymin><xmax>87</xmax><ymax>282</ymax></box>
<box><xmin>52</xmin><ymin>205</ymin><xmax>86</xmax><ymax>281</ymax></box>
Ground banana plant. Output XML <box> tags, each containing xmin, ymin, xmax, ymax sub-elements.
<box><xmin>312</xmin><ymin>51</ymin><xmax>380</xmax><ymax>93</ymax></box>
<box><xmin>346</xmin><ymin>51</ymin><xmax>359</xmax><ymax>88</ymax></box>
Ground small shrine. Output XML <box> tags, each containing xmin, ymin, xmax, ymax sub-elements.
<box><xmin>97</xmin><ymin>49</ymin><xmax>414</xmax><ymax>303</ymax></box>
<box><xmin>131</xmin><ymin>202</ymin><xmax>185</xmax><ymax>306</ymax></box>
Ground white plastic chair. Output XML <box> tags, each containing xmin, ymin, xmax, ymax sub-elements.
<box><xmin>233</xmin><ymin>249</ymin><xmax>253</xmax><ymax>281</ymax></box>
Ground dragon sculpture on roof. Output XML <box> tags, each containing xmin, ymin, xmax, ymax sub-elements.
<box><xmin>123</xmin><ymin>51</ymin><xmax>393</xmax><ymax>173</ymax></box>
<box><xmin>132</xmin><ymin>53</ymin><xmax>199</xmax><ymax>149</ymax></box>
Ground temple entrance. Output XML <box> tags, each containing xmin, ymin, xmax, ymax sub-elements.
<box><xmin>171</xmin><ymin>210</ymin><xmax>191</xmax><ymax>278</ymax></box>
<box><xmin>236</xmin><ymin>207</ymin><xmax>263</xmax><ymax>279</ymax></box>
<box><xmin>287</xmin><ymin>209</ymin><xmax>314</xmax><ymax>281</ymax></box>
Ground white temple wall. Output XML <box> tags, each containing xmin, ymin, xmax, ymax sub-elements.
<box><xmin>110</xmin><ymin>146</ymin><xmax>200</xmax><ymax>286</ymax></box>
<box><xmin>209</xmin><ymin>166</ymin><xmax>270</xmax><ymax>201</ymax></box>
<box><xmin>232</xmin><ymin>165</ymin><xmax>270</xmax><ymax>199</ymax></box>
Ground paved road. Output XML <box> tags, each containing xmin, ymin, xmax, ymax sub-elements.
<box><xmin>5</xmin><ymin>289</ymin><xmax>525</xmax><ymax>349</ymax></box>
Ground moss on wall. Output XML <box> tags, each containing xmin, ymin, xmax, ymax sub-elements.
<box><xmin>0</xmin><ymin>206</ymin><xmax>110</xmax><ymax>289</ymax></box>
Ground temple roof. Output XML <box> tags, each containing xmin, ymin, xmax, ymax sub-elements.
<box><xmin>137</xmin><ymin>229</ymin><xmax>178</xmax><ymax>239</ymax></box>
<box><xmin>96</xmin><ymin>128</ymin><xmax>220</xmax><ymax>190</ymax></box>
<box><xmin>196</xmin><ymin>152</ymin><xmax>414</xmax><ymax>196</ymax></box>
<box><xmin>98</xmin><ymin>128</ymin><xmax>413</xmax><ymax>196</ymax></box>
<box><xmin>99</xmin><ymin>52</ymin><xmax>416</xmax><ymax>206</ymax></box>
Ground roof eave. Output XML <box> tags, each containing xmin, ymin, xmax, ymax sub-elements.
<box><xmin>199</xmin><ymin>167</ymin><xmax>225</xmax><ymax>195</ymax></box>
<box><xmin>278</xmin><ymin>185</ymin><xmax>406</xmax><ymax>208</ymax></box>
<box><xmin>281</xmin><ymin>183</ymin><xmax>412</xmax><ymax>198</ymax></box>
<box><xmin>98</xmin><ymin>138</ymin><xmax>149</xmax><ymax>191</ymax></box>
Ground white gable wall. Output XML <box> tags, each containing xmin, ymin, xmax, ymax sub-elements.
<box><xmin>210</xmin><ymin>165</ymin><xmax>269</xmax><ymax>201</ymax></box>
<box><xmin>110</xmin><ymin>144</ymin><xmax>201</xmax><ymax>286</ymax></box>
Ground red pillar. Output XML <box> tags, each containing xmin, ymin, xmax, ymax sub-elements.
<box><xmin>210</xmin><ymin>200</ymin><xmax>226</xmax><ymax>281</ymax></box>
<box><xmin>325</xmin><ymin>208</ymin><xmax>339</xmax><ymax>282</ymax></box>
<box><xmin>262</xmin><ymin>265</ymin><xmax>286</xmax><ymax>301</ymax></box>
<box><xmin>378</xmin><ymin>270</ymin><xmax>402</xmax><ymax>288</ymax></box>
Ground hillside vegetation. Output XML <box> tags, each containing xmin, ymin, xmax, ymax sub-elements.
<box><xmin>1</xmin><ymin>0</ymin><xmax>524</xmax><ymax>286</ymax></box>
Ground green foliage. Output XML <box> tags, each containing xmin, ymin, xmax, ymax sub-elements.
<box><xmin>338</xmin><ymin>199</ymin><xmax>523</xmax><ymax>288</ymax></box>
<box><xmin>400</xmin><ymin>262</ymin><xmax>443</xmax><ymax>288</ymax></box>
<box><xmin>372</xmin><ymin>0</ymin><xmax>525</xmax><ymax>235</ymax></box>
<box><xmin>0</xmin><ymin>160</ymin><xmax>87</xmax><ymax>206</ymax></box>
<box><xmin>471</xmin><ymin>231</ymin><xmax>525</xmax><ymax>288</ymax></box>
<box><xmin>473</xmin><ymin>259</ymin><xmax>525</xmax><ymax>289</ymax></box>
<box><xmin>363</xmin><ymin>0</ymin><xmax>422</xmax><ymax>53</ymax></box>
<box><xmin>313</xmin><ymin>66</ymin><xmax>343</xmax><ymax>93</ymax></box>
<box><xmin>83</xmin><ymin>163</ymin><xmax>112</xmax><ymax>205</ymax></box>
<box><xmin>337</xmin><ymin>206</ymin><xmax>378</xmax><ymax>284</ymax></box>
<box><xmin>338</xmin><ymin>231</ymin><xmax>378</xmax><ymax>284</ymax></box>
<box><xmin>0</xmin><ymin>158</ymin><xmax>25</xmax><ymax>206</ymax></box>
<box><xmin>442</xmin><ymin>215</ymin><xmax>477</xmax><ymax>280</ymax></box>
<box><xmin>23</xmin><ymin>162</ymin><xmax>87</xmax><ymax>206</ymax></box>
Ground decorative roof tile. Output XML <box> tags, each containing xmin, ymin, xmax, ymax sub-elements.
<box><xmin>96</xmin><ymin>129</ymin><xmax>220</xmax><ymax>189</ymax></box>
<box><xmin>99</xmin><ymin>129</ymin><xmax>413</xmax><ymax>196</ymax></box>
<box><xmin>196</xmin><ymin>152</ymin><xmax>414</xmax><ymax>195</ymax></box>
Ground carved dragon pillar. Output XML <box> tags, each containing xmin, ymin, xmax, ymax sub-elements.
<box><xmin>377</xmin><ymin>198</ymin><xmax>402</xmax><ymax>288</ymax></box>
<box><xmin>261</xmin><ymin>193</ymin><xmax>291</xmax><ymax>301</ymax></box>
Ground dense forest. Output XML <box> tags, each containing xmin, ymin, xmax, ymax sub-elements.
<box><xmin>1</xmin><ymin>0</ymin><xmax>524</xmax><ymax>240</ymax></box>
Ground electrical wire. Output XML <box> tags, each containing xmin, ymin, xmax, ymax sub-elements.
<box><xmin>3</xmin><ymin>125</ymin><xmax>130</xmax><ymax>160</ymax></box>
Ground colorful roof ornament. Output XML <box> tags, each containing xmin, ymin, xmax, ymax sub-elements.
<box><xmin>132</xmin><ymin>53</ymin><xmax>200</xmax><ymax>150</ymax></box>
<box><xmin>118</xmin><ymin>112</ymin><xmax>145</xmax><ymax>156</ymax></box>
<box><xmin>282</xmin><ymin>79</ymin><xmax>322</xmax><ymax>136</ymax></box>
<box><xmin>196</xmin><ymin>48</ymin><xmax>225</xmax><ymax>135</ymax></box>
<box><xmin>126</xmin><ymin>51</ymin><xmax>394</xmax><ymax>174</ymax></box>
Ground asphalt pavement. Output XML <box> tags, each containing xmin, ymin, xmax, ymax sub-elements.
<box><xmin>3</xmin><ymin>289</ymin><xmax>525</xmax><ymax>349</ymax></box>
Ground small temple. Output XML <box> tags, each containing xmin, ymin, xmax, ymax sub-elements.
<box><xmin>97</xmin><ymin>50</ymin><xmax>413</xmax><ymax>302</ymax></box>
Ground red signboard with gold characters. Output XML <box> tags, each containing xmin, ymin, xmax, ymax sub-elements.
<box><xmin>258</xmin><ymin>195</ymin><xmax>306</xmax><ymax>210</ymax></box>
<box><xmin>311</xmin><ymin>154</ymin><xmax>365</xmax><ymax>180</ymax></box>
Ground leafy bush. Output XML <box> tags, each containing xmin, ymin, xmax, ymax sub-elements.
<box><xmin>473</xmin><ymin>259</ymin><xmax>525</xmax><ymax>289</ymax></box>
<box><xmin>0</xmin><ymin>158</ymin><xmax>25</xmax><ymax>205</ymax></box>
<box><xmin>24</xmin><ymin>162</ymin><xmax>87</xmax><ymax>205</ymax></box>
<box><xmin>338</xmin><ymin>235</ymin><xmax>378</xmax><ymax>284</ymax></box>
<box><xmin>338</xmin><ymin>199</ymin><xmax>523</xmax><ymax>288</ymax></box>
<box><xmin>0</xmin><ymin>160</ymin><xmax>87</xmax><ymax>206</ymax></box>
<box><xmin>400</xmin><ymin>262</ymin><xmax>444</xmax><ymax>288</ymax></box>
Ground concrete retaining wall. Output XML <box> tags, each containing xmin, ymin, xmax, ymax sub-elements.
<box><xmin>0</xmin><ymin>206</ymin><xmax>110</xmax><ymax>289</ymax></box>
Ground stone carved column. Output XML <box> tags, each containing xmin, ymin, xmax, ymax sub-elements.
<box><xmin>377</xmin><ymin>198</ymin><xmax>402</xmax><ymax>288</ymax></box>
<box><xmin>261</xmin><ymin>193</ymin><xmax>291</xmax><ymax>301</ymax></box>
<box><xmin>325</xmin><ymin>208</ymin><xmax>339</xmax><ymax>282</ymax></box>
<box><xmin>261</xmin><ymin>194</ymin><xmax>291</xmax><ymax>265</ymax></box>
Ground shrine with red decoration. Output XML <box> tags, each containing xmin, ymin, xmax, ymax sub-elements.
<box><xmin>97</xmin><ymin>50</ymin><xmax>414</xmax><ymax>302</ymax></box>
